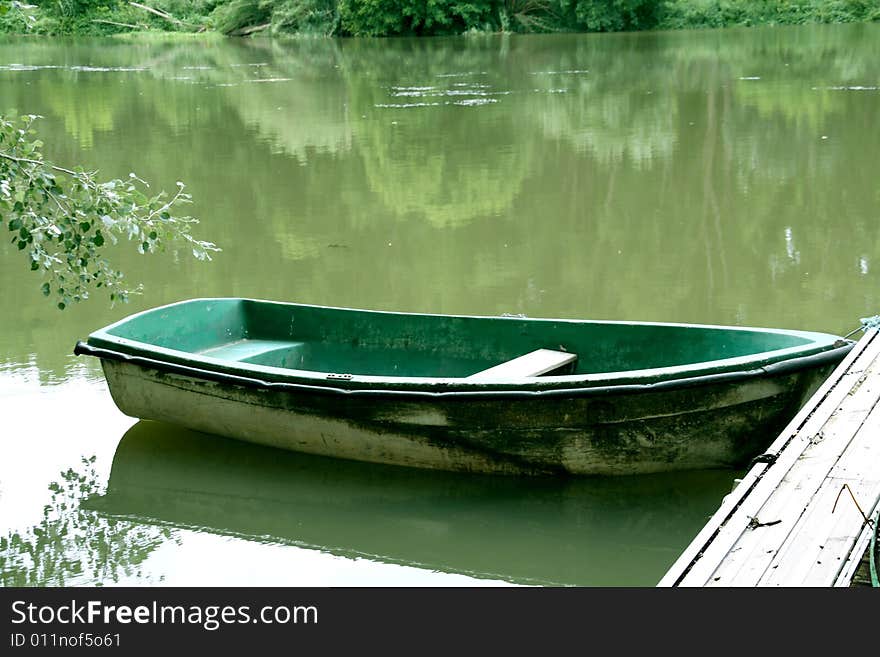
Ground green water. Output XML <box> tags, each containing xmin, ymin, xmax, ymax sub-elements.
<box><xmin>2</xmin><ymin>23</ymin><xmax>879</xmax><ymax>586</ymax></box>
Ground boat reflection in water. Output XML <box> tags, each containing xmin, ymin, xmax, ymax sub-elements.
<box><xmin>86</xmin><ymin>421</ymin><xmax>741</xmax><ymax>586</ymax></box>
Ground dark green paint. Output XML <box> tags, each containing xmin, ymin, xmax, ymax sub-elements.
<box><xmin>83</xmin><ymin>297</ymin><xmax>845</xmax><ymax>389</ymax></box>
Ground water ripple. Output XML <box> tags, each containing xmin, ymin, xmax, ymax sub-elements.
<box><xmin>0</xmin><ymin>64</ymin><xmax>147</xmax><ymax>72</ymax></box>
<box><xmin>530</xmin><ymin>69</ymin><xmax>589</xmax><ymax>75</ymax></box>
<box><xmin>435</xmin><ymin>71</ymin><xmax>488</xmax><ymax>78</ymax></box>
<box><xmin>812</xmin><ymin>85</ymin><xmax>879</xmax><ymax>91</ymax></box>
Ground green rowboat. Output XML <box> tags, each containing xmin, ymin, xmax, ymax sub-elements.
<box><xmin>74</xmin><ymin>298</ymin><xmax>852</xmax><ymax>475</ymax></box>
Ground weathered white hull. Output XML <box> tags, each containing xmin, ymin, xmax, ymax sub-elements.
<box><xmin>101</xmin><ymin>357</ymin><xmax>835</xmax><ymax>475</ymax></box>
<box><xmin>102</xmin><ymin>359</ymin><xmax>520</xmax><ymax>474</ymax></box>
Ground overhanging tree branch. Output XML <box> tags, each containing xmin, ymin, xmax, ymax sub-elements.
<box><xmin>1</xmin><ymin>114</ymin><xmax>219</xmax><ymax>309</ymax></box>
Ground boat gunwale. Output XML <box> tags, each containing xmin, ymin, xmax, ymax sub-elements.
<box><xmin>74</xmin><ymin>340</ymin><xmax>853</xmax><ymax>400</ymax></box>
<box><xmin>78</xmin><ymin>297</ymin><xmax>851</xmax><ymax>392</ymax></box>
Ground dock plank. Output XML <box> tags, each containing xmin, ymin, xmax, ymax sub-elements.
<box><xmin>660</xmin><ymin>329</ymin><xmax>880</xmax><ymax>587</ymax></box>
<box><xmin>760</xmin><ymin>477</ymin><xmax>879</xmax><ymax>586</ymax></box>
<box><xmin>704</xmin><ymin>352</ymin><xmax>880</xmax><ymax>585</ymax></box>
<box><xmin>759</xmin><ymin>404</ymin><xmax>880</xmax><ymax>586</ymax></box>
<box><xmin>837</xmin><ymin>497</ymin><xmax>880</xmax><ymax>587</ymax></box>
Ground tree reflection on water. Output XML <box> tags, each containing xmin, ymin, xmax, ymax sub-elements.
<box><xmin>0</xmin><ymin>456</ymin><xmax>173</xmax><ymax>587</ymax></box>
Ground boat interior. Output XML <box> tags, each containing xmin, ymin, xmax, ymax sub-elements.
<box><xmin>100</xmin><ymin>299</ymin><xmax>821</xmax><ymax>378</ymax></box>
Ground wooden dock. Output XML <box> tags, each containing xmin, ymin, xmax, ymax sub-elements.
<box><xmin>660</xmin><ymin>329</ymin><xmax>880</xmax><ymax>587</ymax></box>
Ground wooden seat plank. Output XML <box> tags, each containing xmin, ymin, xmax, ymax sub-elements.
<box><xmin>199</xmin><ymin>339</ymin><xmax>298</xmax><ymax>362</ymax></box>
<box><xmin>467</xmin><ymin>349</ymin><xmax>577</xmax><ymax>381</ymax></box>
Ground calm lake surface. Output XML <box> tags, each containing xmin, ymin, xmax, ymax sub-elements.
<box><xmin>2</xmin><ymin>23</ymin><xmax>879</xmax><ymax>586</ymax></box>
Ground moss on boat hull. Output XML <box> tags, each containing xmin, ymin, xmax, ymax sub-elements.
<box><xmin>98</xmin><ymin>354</ymin><xmax>837</xmax><ymax>475</ymax></box>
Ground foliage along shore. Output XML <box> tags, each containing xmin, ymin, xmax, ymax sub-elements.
<box><xmin>0</xmin><ymin>1</ymin><xmax>879</xmax><ymax>39</ymax></box>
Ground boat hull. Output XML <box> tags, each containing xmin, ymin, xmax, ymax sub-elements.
<box><xmin>100</xmin><ymin>355</ymin><xmax>837</xmax><ymax>475</ymax></box>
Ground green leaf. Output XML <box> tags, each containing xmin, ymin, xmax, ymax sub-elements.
<box><xmin>8</xmin><ymin>218</ymin><xmax>21</xmax><ymax>231</ymax></box>
<box><xmin>41</xmin><ymin>282</ymin><xmax>50</xmax><ymax>297</ymax></box>
<box><xmin>57</xmin><ymin>302</ymin><xmax>66</xmax><ymax>311</ymax></box>
<box><xmin>79</xmin><ymin>222</ymin><xmax>90</xmax><ymax>232</ymax></box>
<box><xmin>93</xmin><ymin>232</ymin><xmax>104</xmax><ymax>247</ymax></box>
<box><xmin>30</xmin><ymin>260</ymin><xmax>39</xmax><ymax>271</ymax></box>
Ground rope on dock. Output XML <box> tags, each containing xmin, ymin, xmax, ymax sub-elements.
<box><xmin>842</xmin><ymin>315</ymin><xmax>880</xmax><ymax>340</ymax></box>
